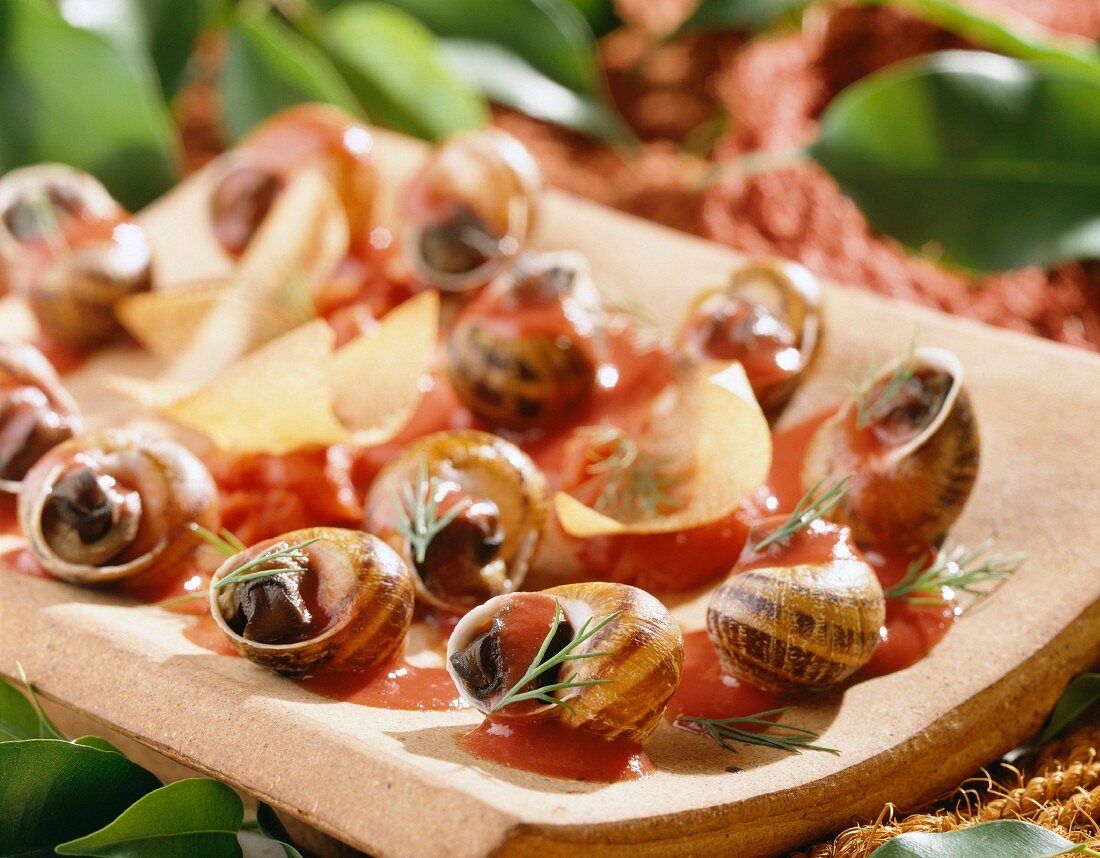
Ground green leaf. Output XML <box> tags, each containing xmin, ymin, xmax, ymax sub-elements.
<box><xmin>1038</xmin><ymin>673</ymin><xmax>1100</xmax><ymax>744</ymax></box>
<box><xmin>0</xmin><ymin>0</ymin><xmax>179</xmax><ymax>210</ymax></box>
<box><xmin>441</xmin><ymin>39</ymin><xmax>632</xmax><ymax>142</ymax></box>
<box><xmin>255</xmin><ymin>803</ymin><xmax>303</xmax><ymax>858</ymax></box>
<box><xmin>72</xmin><ymin>736</ymin><xmax>125</xmax><ymax>754</ymax></box>
<box><xmin>221</xmin><ymin>10</ymin><xmax>361</xmax><ymax>142</ymax></box>
<box><xmin>0</xmin><ymin>739</ymin><xmax>160</xmax><ymax>857</ymax></box>
<box><xmin>560</xmin><ymin>0</ymin><xmax>619</xmax><ymax>37</ymax></box>
<box><xmin>860</xmin><ymin>0</ymin><xmax>1100</xmax><ymax>78</ymax></box>
<box><xmin>55</xmin><ymin>778</ymin><xmax>243</xmax><ymax>857</ymax></box>
<box><xmin>676</xmin><ymin>0</ymin><xmax>808</xmax><ymax>33</ymax></box>
<box><xmin>380</xmin><ymin>0</ymin><xmax>601</xmax><ymax>95</ymax></box>
<box><xmin>870</xmin><ymin>819</ymin><xmax>1098</xmax><ymax>857</ymax></box>
<box><xmin>808</xmin><ymin>51</ymin><xmax>1100</xmax><ymax>271</ymax></box>
<box><xmin>319</xmin><ymin>2</ymin><xmax>488</xmax><ymax>140</ymax></box>
<box><xmin>57</xmin><ymin>0</ymin><xmax>204</xmax><ymax>97</ymax></box>
<box><xmin>0</xmin><ymin>673</ymin><xmax>63</xmax><ymax>742</ymax></box>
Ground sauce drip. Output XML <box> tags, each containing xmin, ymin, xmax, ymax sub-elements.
<box><xmin>458</xmin><ymin>719</ymin><xmax>655</xmax><ymax>782</ymax></box>
<box><xmin>299</xmin><ymin>662</ymin><xmax>466</xmax><ymax>711</ymax></box>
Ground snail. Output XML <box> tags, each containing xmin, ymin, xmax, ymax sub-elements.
<box><xmin>0</xmin><ymin>164</ymin><xmax>152</xmax><ymax>346</ymax></box>
<box><xmin>364</xmin><ymin>430</ymin><xmax>550</xmax><ymax>612</ymax></box>
<box><xmin>0</xmin><ymin>343</ymin><xmax>82</xmax><ymax>493</ymax></box>
<box><xmin>210</xmin><ymin>104</ymin><xmax>377</xmax><ymax>255</ymax></box>
<box><xmin>447</xmin><ymin>582</ymin><xmax>684</xmax><ymax>742</ymax></box>
<box><xmin>679</xmin><ymin>259</ymin><xmax>822</xmax><ymax>419</ymax></box>
<box><xmin>209</xmin><ymin>527</ymin><xmax>415</xmax><ymax>676</ymax></box>
<box><xmin>446</xmin><ymin>251</ymin><xmax>601</xmax><ymax>431</ymax></box>
<box><xmin>17</xmin><ymin>431</ymin><xmax>219</xmax><ymax>585</ymax></box>
<box><xmin>401</xmin><ymin>129</ymin><xmax>541</xmax><ymax>292</ymax></box>
<box><xmin>706</xmin><ymin>517</ymin><xmax>885</xmax><ymax>692</ymax></box>
<box><xmin>801</xmin><ymin>347</ymin><xmax>979</xmax><ymax>547</ymax></box>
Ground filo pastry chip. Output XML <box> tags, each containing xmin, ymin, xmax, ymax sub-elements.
<box><xmin>554</xmin><ymin>362</ymin><xmax>771</xmax><ymax>536</ymax></box>
<box><xmin>117</xmin><ymin>290</ymin><xmax>439</xmax><ymax>455</ymax></box>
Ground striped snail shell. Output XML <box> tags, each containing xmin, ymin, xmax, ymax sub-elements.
<box><xmin>18</xmin><ymin>431</ymin><xmax>219</xmax><ymax>585</ymax></box>
<box><xmin>447</xmin><ymin>582</ymin><xmax>684</xmax><ymax>743</ymax></box>
<box><xmin>210</xmin><ymin>105</ymin><xmax>377</xmax><ymax>256</ymax></box>
<box><xmin>210</xmin><ymin>527</ymin><xmax>415</xmax><ymax>676</ymax></box>
<box><xmin>365</xmin><ymin>430</ymin><xmax>550</xmax><ymax>612</ymax></box>
<box><xmin>801</xmin><ymin>347</ymin><xmax>979</xmax><ymax>546</ymax></box>
<box><xmin>706</xmin><ymin>520</ymin><xmax>885</xmax><ymax>692</ymax></box>
<box><xmin>0</xmin><ymin>342</ymin><xmax>82</xmax><ymax>493</ymax></box>
<box><xmin>680</xmin><ymin>258</ymin><xmax>822</xmax><ymax>420</ymax></box>
<box><xmin>446</xmin><ymin>251</ymin><xmax>600</xmax><ymax>430</ymax></box>
<box><xmin>402</xmin><ymin>129</ymin><xmax>541</xmax><ymax>292</ymax></box>
<box><xmin>0</xmin><ymin>164</ymin><xmax>152</xmax><ymax>346</ymax></box>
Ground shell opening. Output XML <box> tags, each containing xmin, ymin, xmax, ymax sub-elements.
<box><xmin>416</xmin><ymin>204</ymin><xmax>504</xmax><ymax>279</ymax></box>
<box><xmin>40</xmin><ymin>465</ymin><xmax>142</xmax><ymax>566</ymax></box>
<box><xmin>0</xmin><ymin>387</ymin><xmax>79</xmax><ymax>490</ymax></box>
<box><xmin>210</xmin><ymin>164</ymin><xmax>285</xmax><ymax>257</ymax></box>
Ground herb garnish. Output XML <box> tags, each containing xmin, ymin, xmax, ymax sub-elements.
<box><xmin>675</xmin><ymin>708</ymin><xmax>838</xmax><ymax>755</ymax></box>
<box><xmin>389</xmin><ymin>463</ymin><xmax>463</xmax><ymax>564</ymax></box>
<box><xmin>23</xmin><ymin>189</ymin><xmax>71</xmax><ymax>259</ymax></box>
<box><xmin>752</xmin><ymin>474</ymin><xmax>852</xmax><ymax>553</ymax></box>
<box><xmin>155</xmin><ymin>525</ymin><xmax>318</xmax><ymax>607</ymax></box>
<box><xmin>851</xmin><ymin>334</ymin><xmax>918</xmax><ymax>429</ymax></box>
<box><xmin>885</xmin><ymin>542</ymin><xmax>1025</xmax><ymax>605</ymax></box>
<box><xmin>491</xmin><ymin>600</ymin><xmax>619</xmax><ymax>714</ymax></box>
<box><xmin>576</xmin><ymin>426</ymin><xmax>686</xmax><ymax>522</ymax></box>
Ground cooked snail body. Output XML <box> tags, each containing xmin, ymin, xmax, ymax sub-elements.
<box><xmin>18</xmin><ymin>432</ymin><xmax>219</xmax><ymax>584</ymax></box>
<box><xmin>402</xmin><ymin>129</ymin><xmax>540</xmax><ymax>292</ymax></box>
<box><xmin>707</xmin><ymin>519</ymin><xmax>885</xmax><ymax>692</ymax></box>
<box><xmin>447</xmin><ymin>252</ymin><xmax>600</xmax><ymax>430</ymax></box>
<box><xmin>447</xmin><ymin>582</ymin><xmax>684</xmax><ymax>742</ymax></box>
<box><xmin>679</xmin><ymin>259</ymin><xmax>821</xmax><ymax>419</ymax></box>
<box><xmin>365</xmin><ymin>430</ymin><xmax>550</xmax><ymax>612</ymax></box>
<box><xmin>0</xmin><ymin>165</ymin><xmax>152</xmax><ymax>346</ymax></box>
<box><xmin>0</xmin><ymin>343</ymin><xmax>82</xmax><ymax>493</ymax></box>
<box><xmin>210</xmin><ymin>105</ymin><xmax>377</xmax><ymax>255</ymax></box>
<box><xmin>801</xmin><ymin>347</ymin><xmax>978</xmax><ymax>546</ymax></box>
<box><xmin>209</xmin><ymin>527</ymin><xmax>415</xmax><ymax>675</ymax></box>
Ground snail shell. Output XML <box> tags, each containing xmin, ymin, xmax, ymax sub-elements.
<box><xmin>446</xmin><ymin>251</ymin><xmax>600</xmax><ymax>430</ymax></box>
<box><xmin>209</xmin><ymin>527</ymin><xmax>415</xmax><ymax>676</ymax></box>
<box><xmin>0</xmin><ymin>342</ymin><xmax>82</xmax><ymax>493</ymax></box>
<box><xmin>707</xmin><ymin>521</ymin><xmax>885</xmax><ymax>692</ymax></box>
<box><xmin>18</xmin><ymin>431</ymin><xmax>219</xmax><ymax>585</ymax></box>
<box><xmin>211</xmin><ymin>105</ymin><xmax>377</xmax><ymax>256</ymax></box>
<box><xmin>365</xmin><ymin>430</ymin><xmax>550</xmax><ymax>611</ymax></box>
<box><xmin>447</xmin><ymin>582</ymin><xmax>684</xmax><ymax>743</ymax></box>
<box><xmin>0</xmin><ymin>165</ymin><xmax>151</xmax><ymax>346</ymax></box>
<box><xmin>402</xmin><ymin>129</ymin><xmax>541</xmax><ymax>292</ymax></box>
<box><xmin>801</xmin><ymin>347</ymin><xmax>979</xmax><ymax>546</ymax></box>
<box><xmin>680</xmin><ymin>258</ymin><xmax>822</xmax><ymax>419</ymax></box>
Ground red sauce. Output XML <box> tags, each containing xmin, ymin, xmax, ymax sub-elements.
<box><xmin>1</xmin><ymin>546</ymin><xmax>50</xmax><ymax>579</ymax></box>
<box><xmin>458</xmin><ymin>719</ymin><xmax>655</xmax><ymax>782</ymax></box>
<box><xmin>0</xmin><ymin>495</ymin><xmax>18</xmax><ymax>536</ymax></box>
<box><xmin>667</xmin><ymin>631</ymin><xmax>784</xmax><ymax>721</ymax></box>
<box><xmin>183</xmin><ymin>613</ymin><xmax>239</xmax><ymax>657</ymax></box>
<box><xmin>299</xmin><ymin>661</ymin><xmax>465</xmax><ymax>711</ymax></box>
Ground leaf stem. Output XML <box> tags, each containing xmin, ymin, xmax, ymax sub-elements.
<box><xmin>674</xmin><ymin>707</ymin><xmax>838</xmax><ymax>755</ymax></box>
<box><xmin>696</xmin><ymin>146</ymin><xmax>810</xmax><ymax>190</ymax></box>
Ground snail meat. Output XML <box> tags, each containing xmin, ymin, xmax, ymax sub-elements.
<box><xmin>209</xmin><ymin>527</ymin><xmax>415</xmax><ymax>675</ymax></box>
<box><xmin>447</xmin><ymin>582</ymin><xmax>684</xmax><ymax>743</ymax></box>
<box><xmin>801</xmin><ymin>347</ymin><xmax>979</xmax><ymax>546</ymax></box>
<box><xmin>365</xmin><ymin>430</ymin><xmax>549</xmax><ymax>611</ymax></box>
<box><xmin>18</xmin><ymin>431</ymin><xmax>219</xmax><ymax>584</ymax></box>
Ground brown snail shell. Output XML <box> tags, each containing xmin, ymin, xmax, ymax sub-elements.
<box><xmin>18</xmin><ymin>431</ymin><xmax>219</xmax><ymax>585</ymax></box>
<box><xmin>365</xmin><ymin>430</ymin><xmax>550</xmax><ymax>612</ymax></box>
<box><xmin>679</xmin><ymin>258</ymin><xmax>823</xmax><ymax>419</ymax></box>
<box><xmin>706</xmin><ymin>522</ymin><xmax>885</xmax><ymax>692</ymax></box>
<box><xmin>0</xmin><ymin>342</ymin><xmax>82</xmax><ymax>493</ymax></box>
<box><xmin>209</xmin><ymin>527</ymin><xmax>415</xmax><ymax>676</ymax></box>
<box><xmin>446</xmin><ymin>582</ymin><xmax>684</xmax><ymax>743</ymax></box>
<box><xmin>210</xmin><ymin>105</ymin><xmax>377</xmax><ymax>256</ymax></box>
<box><xmin>446</xmin><ymin>251</ymin><xmax>600</xmax><ymax>430</ymax></box>
<box><xmin>402</xmin><ymin>129</ymin><xmax>541</xmax><ymax>292</ymax></box>
<box><xmin>0</xmin><ymin>165</ymin><xmax>151</xmax><ymax>346</ymax></box>
<box><xmin>801</xmin><ymin>347</ymin><xmax>979</xmax><ymax>547</ymax></box>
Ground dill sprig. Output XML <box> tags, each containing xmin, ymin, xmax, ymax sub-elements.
<box><xmin>851</xmin><ymin>334</ymin><xmax>918</xmax><ymax>429</ymax></box>
<box><xmin>389</xmin><ymin>463</ymin><xmax>463</xmax><ymax>564</ymax></box>
<box><xmin>675</xmin><ymin>708</ymin><xmax>838</xmax><ymax>755</ymax></box>
<box><xmin>576</xmin><ymin>426</ymin><xmax>686</xmax><ymax>522</ymax></box>
<box><xmin>491</xmin><ymin>600</ymin><xmax>619</xmax><ymax>714</ymax></box>
<box><xmin>885</xmin><ymin>542</ymin><xmax>1025</xmax><ymax>606</ymax></box>
<box><xmin>23</xmin><ymin>189</ymin><xmax>71</xmax><ymax>259</ymax></box>
<box><xmin>155</xmin><ymin>528</ymin><xmax>319</xmax><ymax>607</ymax></box>
<box><xmin>752</xmin><ymin>474</ymin><xmax>852</xmax><ymax>553</ymax></box>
